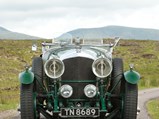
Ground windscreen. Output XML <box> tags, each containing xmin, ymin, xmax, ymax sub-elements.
<box><xmin>54</xmin><ymin>33</ymin><xmax>117</xmax><ymax>45</ymax></box>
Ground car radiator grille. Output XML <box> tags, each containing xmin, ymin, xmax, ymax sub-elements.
<box><xmin>61</xmin><ymin>57</ymin><xmax>96</xmax><ymax>99</ymax></box>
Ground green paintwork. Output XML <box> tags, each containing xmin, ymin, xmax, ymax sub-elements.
<box><xmin>124</xmin><ymin>69</ymin><xmax>140</xmax><ymax>84</ymax></box>
<box><xmin>60</xmin><ymin>80</ymin><xmax>96</xmax><ymax>83</ymax></box>
<box><xmin>19</xmin><ymin>69</ymin><xmax>34</xmax><ymax>84</ymax></box>
<box><xmin>53</xmin><ymin>81</ymin><xmax>59</xmax><ymax>112</ymax></box>
<box><xmin>99</xmin><ymin>81</ymin><xmax>106</xmax><ymax>111</ymax></box>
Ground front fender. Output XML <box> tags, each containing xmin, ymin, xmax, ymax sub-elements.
<box><xmin>19</xmin><ymin>69</ymin><xmax>34</xmax><ymax>84</ymax></box>
<box><xmin>124</xmin><ymin>70</ymin><xmax>140</xmax><ymax>84</ymax></box>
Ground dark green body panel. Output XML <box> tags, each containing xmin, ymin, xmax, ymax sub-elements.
<box><xmin>19</xmin><ymin>69</ymin><xmax>34</xmax><ymax>84</ymax></box>
<box><xmin>124</xmin><ymin>70</ymin><xmax>140</xmax><ymax>84</ymax></box>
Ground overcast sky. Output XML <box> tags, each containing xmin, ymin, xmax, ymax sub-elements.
<box><xmin>1</xmin><ymin>0</ymin><xmax>159</xmax><ymax>38</ymax></box>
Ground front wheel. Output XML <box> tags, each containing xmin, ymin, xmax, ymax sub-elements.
<box><xmin>20</xmin><ymin>84</ymin><xmax>39</xmax><ymax>119</ymax></box>
<box><xmin>121</xmin><ymin>79</ymin><xmax>138</xmax><ymax>119</ymax></box>
<box><xmin>32</xmin><ymin>57</ymin><xmax>44</xmax><ymax>103</ymax></box>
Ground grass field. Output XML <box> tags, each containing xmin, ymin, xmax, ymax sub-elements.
<box><xmin>115</xmin><ymin>40</ymin><xmax>159</xmax><ymax>89</ymax></box>
<box><xmin>0</xmin><ymin>40</ymin><xmax>42</xmax><ymax>111</ymax></box>
<box><xmin>147</xmin><ymin>99</ymin><xmax>159</xmax><ymax>119</ymax></box>
<box><xmin>0</xmin><ymin>39</ymin><xmax>159</xmax><ymax>111</ymax></box>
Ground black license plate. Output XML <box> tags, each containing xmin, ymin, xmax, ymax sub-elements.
<box><xmin>61</xmin><ymin>108</ymin><xmax>99</xmax><ymax>117</ymax></box>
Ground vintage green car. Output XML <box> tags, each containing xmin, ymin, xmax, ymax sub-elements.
<box><xmin>19</xmin><ymin>35</ymin><xmax>140</xmax><ymax>119</ymax></box>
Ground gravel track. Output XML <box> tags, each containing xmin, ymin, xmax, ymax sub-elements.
<box><xmin>137</xmin><ymin>88</ymin><xmax>159</xmax><ymax>119</ymax></box>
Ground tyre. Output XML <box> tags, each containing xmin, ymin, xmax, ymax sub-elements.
<box><xmin>121</xmin><ymin>79</ymin><xmax>138</xmax><ymax>119</ymax></box>
<box><xmin>111</xmin><ymin>58</ymin><xmax>123</xmax><ymax>110</ymax></box>
<box><xmin>20</xmin><ymin>84</ymin><xmax>39</xmax><ymax>119</ymax></box>
<box><xmin>32</xmin><ymin>57</ymin><xmax>44</xmax><ymax>103</ymax></box>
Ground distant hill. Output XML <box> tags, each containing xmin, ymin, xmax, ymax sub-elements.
<box><xmin>67</xmin><ymin>25</ymin><xmax>159</xmax><ymax>40</ymax></box>
<box><xmin>0</xmin><ymin>26</ymin><xmax>42</xmax><ymax>40</ymax></box>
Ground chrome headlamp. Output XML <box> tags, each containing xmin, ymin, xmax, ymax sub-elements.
<box><xmin>84</xmin><ymin>84</ymin><xmax>97</xmax><ymax>98</ymax></box>
<box><xmin>44</xmin><ymin>58</ymin><xmax>65</xmax><ymax>79</ymax></box>
<box><xmin>59</xmin><ymin>85</ymin><xmax>73</xmax><ymax>98</ymax></box>
<box><xmin>92</xmin><ymin>58</ymin><xmax>112</xmax><ymax>78</ymax></box>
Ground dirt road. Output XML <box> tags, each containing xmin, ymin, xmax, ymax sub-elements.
<box><xmin>1</xmin><ymin>88</ymin><xmax>159</xmax><ymax>119</ymax></box>
<box><xmin>137</xmin><ymin>88</ymin><xmax>159</xmax><ymax>119</ymax></box>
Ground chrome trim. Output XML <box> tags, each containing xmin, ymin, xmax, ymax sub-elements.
<box><xmin>42</xmin><ymin>46</ymin><xmax>111</xmax><ymax>62</ymax></box>
<box><xmin>44</xmin><ymin>58</ymin><xmax>65</xmax><ymax>79</ymax></box>
<box><xmin>84</xmin><ymin>84</ymin><xmax>97</xmax><ymax>98</ymax></box>
<box><xmin>92</xmin><ymin>57</ymin><xmax>112</xmax><ymax>78</ymax></box>
<box><xmin>59</xmin><ymin>84</ymin><xmax>73</xmax><ymax>98</ymax></box>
